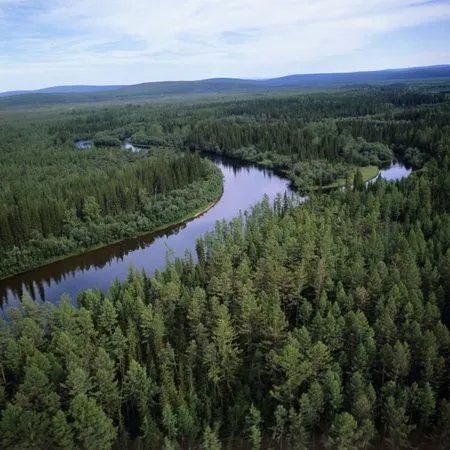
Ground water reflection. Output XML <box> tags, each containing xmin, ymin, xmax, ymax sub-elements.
<box><xmin>378</xmin><ymin>161</ymin><xmax>412</xmax><ymax>181</ymax></box>
<box><xmin>75</xmin><ymin>139</ymin><xmax>92</xmax><ymax>149</ymax></box>
<box><xmin>0</xmin><ymin>223</ymin><xmax>188</xmax><ymax>304</ymax></box>
<box><xmin>75</xmin><ymin>139</ymin><xmax>140</xmax><ymax>152</ymax></box>
<box><xmin>0</xmin><ymin>158</ymin><xmax>291</xmax><ymax>308</ymax></box>
<box><xmin>0</xmin><ymin>156</ymin><xmax>412</xmax><ymax>309</ymax></box>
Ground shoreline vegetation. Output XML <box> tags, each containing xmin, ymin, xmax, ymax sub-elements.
<box><xmin>195</xmin><ymin>148</ymin><xmax>390</xmax><ymax>194</ymax></box>
<box><xmin>0</xmin><ymin>142</ymin><xmax>381</xmax><ymax>282</ymax></box>
<box><xmin>0</xmin><ymin>188</ymin><xmax>223</xmax><ymax>283</ymax></box>
<box><xmin>318</xmin><ymin>164</ymin><xmax>380</xmax><ymax>190</ymax></box>
<box><xmin>0</xmin><ymin>158</ymin><xmax>223</xmax><ymax>280</ymax></box>
<box><xmin>0</xmin><ymin>83</ymin><xmax>449</xmax><ymax>450</ymax></box>
<box><xmin>200</xmin><ymin>149</ymin><xmax>381</xmax><ymax>192</ymax></box>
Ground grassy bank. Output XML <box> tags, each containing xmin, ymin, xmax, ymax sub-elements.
<box><xmin>311</xmin><ymin>165</ymin><xmax>379</xmax><ymax>190</ymax></box>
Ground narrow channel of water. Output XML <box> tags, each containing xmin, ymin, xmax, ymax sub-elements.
<box><xmin>0</xmin><ymin>150</ymin><xmax>412</xmax><ymax>309</ymax></box>
<box><xmin>0</xmin><ymin>156</ymin><xmax>292</xmax><ymax>307</ymax></box>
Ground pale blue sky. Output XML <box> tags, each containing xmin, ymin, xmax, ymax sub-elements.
<box><xmin>1</xmin><ymin>0</ymin><xmax>449</xmax><ymax>91</ymax></box>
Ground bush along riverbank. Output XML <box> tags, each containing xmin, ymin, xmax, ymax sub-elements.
<box><xmin>188</xmin><ymin>144</ymin><xmax>391</xmax><ymax>193</ymax></box>
<box><xmin>0</xmin><ymin>157</ymin><xmax>223</xmax><ymax>279</ymax></box>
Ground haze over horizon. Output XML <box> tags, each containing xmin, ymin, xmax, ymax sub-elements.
<box><xmin>1</xmin><ymin>0</ymin><xmax>450</xmax><ymax>92</ymax></box>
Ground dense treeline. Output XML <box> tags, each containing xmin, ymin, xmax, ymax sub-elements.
<box><xmin>0</xmin><ymin>146</ymin><xmax>448</xmax><ymax>449</ymax></box>
<box><xmin>37</xmin><ymin>86</ymin><xmax>447</xmax><ymax>192</ymax></box>
<box><xmin>0</xmin><ymin>118</ymin><xmax>222</xmax><ymax>278</ymax></box>
<box><xmin>0</xmin><ymin>159</ymin><xmax>222</xmax><ymax>279</ymax></box>
<box><xmin>0</xmin><ymin>84</ymin><xmax>449</xmax><ymax>448</ymax></box>
<box><xmin>182</xmin><ymin>89</ymin><xmax>448</xmax><ymax>187</ymax></box>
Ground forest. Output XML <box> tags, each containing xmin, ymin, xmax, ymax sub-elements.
<box><xmin>2</xmin><ymin>85</ymin><xmax>446</xmax><ymax>279</ymax></box>
<box><xmin>0</xmin><ymin>114</ymin><xmax>222</xmax><ymax>278</ymax></box>
<box><xmin>0</xmin><ymin>83</ymin><xmax>449</xmax><ymax>449</ymax></box>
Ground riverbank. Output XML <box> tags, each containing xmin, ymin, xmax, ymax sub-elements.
<box><xmin>0</xmin><ymin>156</ymin><xmax>291</xmax><ymax>305</ymax></box>
<box><xmin>302</xmin><ymin>165</ymin><xmax>380</xmax><ymax>191</ymax></box>
<box><xmin>0</xmin><ymin>190</ymin><xmax>223</xmax><ymax>283</ymax></box>
<box><xmin>0</xmin><ymin>161</ymin><xmax>224</xmax><ymax>282</ymax></box>
<box><xmin>0</xmin><ymin>155</ymin><xmax>411</xmax><ymax>305</ymax></box>
<box><xmin>202</xmin><ymin>150</ymin><xmax>380</xmax><ymax>192</ymax></box>
<box><xmin>203</xmin><ymin>151</ymin><xmax>408</xmax><ymax>199</ymax></box>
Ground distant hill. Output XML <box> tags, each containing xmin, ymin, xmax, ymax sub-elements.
<box><xmin>0</xmin><ymin>85</ymin><xmax>124</xmax><ymax>97</ymax></box>
<box><xmin>256</xmin><ymin>65</ymin><xmax>450</xmax><ymax>86</ymax></box>
<box><xmin>1</xmin><ymin>65</ymin><xmax>449</xmax><ymax>107</ymax></box>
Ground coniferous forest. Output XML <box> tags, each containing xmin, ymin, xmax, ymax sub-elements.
<box><xmin>0</xmin><ymin>83</ymin><xmax>449</xmax><ymax>449</ymax></box>
<box><xmin>0</xmin><ymin>113</ymin><xmax>222</xmax><ymax>278</ymax></box>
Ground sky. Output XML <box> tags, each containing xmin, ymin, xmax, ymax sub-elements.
<box><xmin>1</xmin><ymin>0</ymin><xmax>450</xmax><ymax>91</ymax></box>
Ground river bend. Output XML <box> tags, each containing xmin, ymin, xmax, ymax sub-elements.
<box><xmin>0</xmin><ymin>155</ymin><xmax>411</xmax><ymax>308</ymax></box>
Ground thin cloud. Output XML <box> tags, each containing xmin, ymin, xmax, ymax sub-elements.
<box><xmin>1</xmin><ymin>0</ymin><xmax>449</xmax><ymax>90</ymax></box>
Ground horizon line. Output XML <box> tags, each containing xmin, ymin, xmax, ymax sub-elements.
<box><xmin>1</xmin><ymin>63</ymin><xmax>449</xmax><ymax>95</ymax></box>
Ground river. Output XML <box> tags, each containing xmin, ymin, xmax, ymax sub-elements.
<box><xmin>0</xmin><ymin>156</ymin><xmax>292</xmax><ymax>308</ymax></box>
<box><xmin>0</xmin><ymin>152</ymin><xmax>411</xmax><ymax>309</ymax></box>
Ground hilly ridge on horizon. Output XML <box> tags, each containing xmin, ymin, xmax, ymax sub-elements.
<box><xmin>1</xmin><ymin>64</ymin><xmax>449</xmax><ymax>107</ymax></box>
<box><xmin>0</xmin><ymin>85</ymin><xmax>125</xmax><ymax>97</ymax></box>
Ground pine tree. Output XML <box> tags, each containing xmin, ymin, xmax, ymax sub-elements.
<box><xmin>52</xmin><ymin>410</ymin><xmax>75</xmax><ymax>450</ymax></box>
<box><xmin>69</xmin><ymin>394</ymin><xmax>117</xmax><ymax>450</ymax></box>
